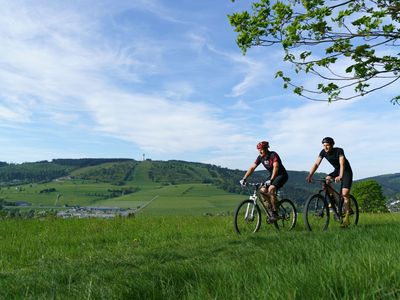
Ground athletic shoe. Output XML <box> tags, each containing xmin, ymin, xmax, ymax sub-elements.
<box><xmin>341</xmin><ymin>213</ymin><xmax>350</xmax><ymax>228</ymax></box>
<box><xmin>268</xmin><ymin>211</ymin><xmax>278</xmax><ymax>223</ymax></box>
<box><xmin>342</xmin><ymin>208</ymin><xmax>354</xmax><ymax>217</ymax></box>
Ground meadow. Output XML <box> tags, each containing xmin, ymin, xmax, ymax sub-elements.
<box><xmin>0</xmin><ymin>180</ymin><xmax>244</xmax><ymax>216</ymax></box>
<box><xmin>1</xmin><ymin>162</ymin><xmax>399</xmax><ymax>299</ymax></box>
<box><xmin>1</xmin><ymin>213</ymin><xmax>399</xmax><ymax>299</ymax></box>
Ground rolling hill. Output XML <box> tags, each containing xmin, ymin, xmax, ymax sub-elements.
<box><xmin>0</xmin><ymin>159</ymin><xmax>398</xmax><ymax>212</ymax></box>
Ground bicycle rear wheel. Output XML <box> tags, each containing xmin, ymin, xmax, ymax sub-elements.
<box><xmin>233</xmin><ymin>200</ymin><xmax>262</xmax><ymax>234</ymax></box>
<box><xmin>304</xmin><ymin>194</ymin><xmax>329</xmax><ymax>231</ymax></box>
<box><xmin>338</xmin><ymin>195</ymin><xmax>359</xmax><ymax>227</ymax></box>
<box><xmin>275</xmin><ymin>199</ymin><xmax>297</xmax><ymax>231</ymax></box>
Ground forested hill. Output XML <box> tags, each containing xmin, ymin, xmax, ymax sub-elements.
<box><xmin>0</xmin><ymin>159</ymin><xmax>398</xmax><ymax>203</ymax></box>
<box><xmin>360</xmin><ymin>173</ymin><xmax>400</xmax><ymax>198</ymax></box>
<box><xmin>0</xmin><ymin>159</ymin><xmax>132</xmax><ymax>184</ymax></box>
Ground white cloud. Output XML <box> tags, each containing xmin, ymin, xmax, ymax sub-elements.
<box><xmin>228</xmin><ymin>54</ymin><xmax>269</xmax><ymax>97</ymax></box>
<box><xmin>0</xmin><ymin>0</ymin><xmax>397</xmax><ymax>180</ymax></box>
<box><xmin>162</xmin><ymin>81</ymin><xmax>194</xmax><ymax>100</ymax></box>
<box><xmin>0</xmin><ymin>1</ymin><xmax>260</xmax><ymax>161</ymax></box>
<box><xmin>84</xmin><ymin>91</ymin><xmax>252</xmax><ymax>154</ymax></box>
<box><xmin>263</xmin><ymin>99</ymin><xmax>400</xmax><ymax>179</ymax></box>
<box><xmin>0</xmin><ymin>104</ymin><xmax>30</xmax><ymax>123</ymax></box>
<box><xmin>231</xmin><ymin>99</ymin><xmax>252</xmax><ymax>110</ymax></box>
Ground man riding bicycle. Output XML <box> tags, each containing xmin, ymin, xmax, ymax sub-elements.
<box><xmin>240</xmin><ymin>141</ymin><xmax>289</xmax><ymax>222</ymax></box>
<box><xmin>306</xmin><ymin>137</ymin><xmax>353</xmax><ymax>227</ymax></box>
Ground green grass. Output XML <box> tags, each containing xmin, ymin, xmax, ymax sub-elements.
<box><xmin>0</xmin><ymin>181</ymin><xmax>244</xmax><ymax>215</ymax></box>
<box><xmin>1</xmin><ymin>213</ymin><xmax>399</xmax><ymax>299</ymax></box>
<box><xmin>0</xmin><ymin>181</ymin><xmax>114</xmax><ymax>206</ymax></box>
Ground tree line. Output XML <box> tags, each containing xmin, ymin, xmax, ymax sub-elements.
<box><xmin>0</xmin><ymin>159</ymin><xmax>395</xmax><ymax>212</ymax></box>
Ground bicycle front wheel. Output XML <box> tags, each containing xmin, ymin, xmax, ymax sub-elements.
<box><xmin>233</xmin><ymin>200</ymin><xmax>262</xmax><ymax>234</ymax></box>
<box><xmin>304</xmin><ymin>194</ymin><xmax>329</xmax><ymax>231</ymax></box>
<box><xmin>275</xmin><ymin>199</ymin><xmax>297</xmax><ymax>231</ymax></box>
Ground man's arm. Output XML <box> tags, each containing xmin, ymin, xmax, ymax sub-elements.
<box><xmin>271</xmin><ymin>161</ymin><xmax>279</xmax><ymax>181</ymax></box>
<box><xmin>306</xmin><ymin>156</ymin><xmax>322</xmax><ymax>182</ymax></box>
<box><xmin>243</xmin><ymin>163</ymin><xmax>258</xmax><ymax>180</ymax></box>
<box><xmin>336</xmin><ymin>155</ymin><xmax>345</xmax><ymax>183</ymax></box>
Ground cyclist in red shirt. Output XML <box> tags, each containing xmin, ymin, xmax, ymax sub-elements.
<box><xmin>240</xmin><ymin>141</ymin><xmax>289</xmax><ymax>222</ymax></box>
<box><xmin>306</xmin><ymin>137</ymin><xmax>353</xmax><ymax>226</ymax></box>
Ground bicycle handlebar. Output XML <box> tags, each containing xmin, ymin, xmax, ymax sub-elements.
<box><xmin>310</xmin><ymin>178</ymin><xmax>335</xmax><ymax>184</ymax></box>
<box><xmin>246</xmin><ymin>182</ymin><xmax>262</xmax><ymax>187</ymax></box>
<box><xmin>241</xmin><ymin>182</ymin><xmax>268</xmax><ymax>188</ymax></box>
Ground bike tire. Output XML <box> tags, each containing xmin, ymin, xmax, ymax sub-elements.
<box><xmin>233</xmin><ymin>200</ymin><xmax>262</xmax><ymax>234</ymax></box>
<box><xmin>304</xmin><ymin>194</ymin><xmax>329</xmax><ymax>231</ymax></box>
<box><xmin>338</xmin><ymin>195</ymin><xmax>359</xmax><ymax>227</ymax></box>
<box><xmin>349</xmin><ymin>195</ymin><xmax>359</xmax><ymax>225</ymax></box>
<box><xmin>274</xmin><ymin>198</ymin><xmax>297</xmax><ymax>231</ymax></box>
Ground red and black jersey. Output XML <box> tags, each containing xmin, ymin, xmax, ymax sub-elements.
<box><xmin>254</xmin><ymin>151</ymin><xmax>288</xmax><ymax>178</ymax></box>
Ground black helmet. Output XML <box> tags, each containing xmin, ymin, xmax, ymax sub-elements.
<box><xmin>322</xmin><ymin>137</ymin><xmax>335</xmax><ymax>145</ymax></box>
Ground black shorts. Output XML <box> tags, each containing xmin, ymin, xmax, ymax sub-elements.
<box><xmin>269</xmin><ymin>173</ymin><xmax>288</xmax><ymax>189</ymax></box>
<box><xmin>328</xmin><ymin>170</ymin><xmax>353</xmax><ymax>189</ymax></box>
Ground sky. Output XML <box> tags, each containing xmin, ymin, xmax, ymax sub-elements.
<box><xmin>0</xmin><ymin>0</ymin><xmax>399</xmax><ymax>179</ymax></box>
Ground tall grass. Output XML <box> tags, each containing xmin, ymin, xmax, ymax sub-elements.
<box><xmin>1</xmin><ymin>213</ymin><xmax>399</xmax><ymax>299</ymax></box>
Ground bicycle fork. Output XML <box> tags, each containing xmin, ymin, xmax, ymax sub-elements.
<box><xmin>313</xmin><ymin>195</ymin><xmax>326</xmax><ymax>218</ymax></box>
<box><xmin>244</xmin><ymin>194</ymin><xmax>258</xmax><ymax>221</ymax></box>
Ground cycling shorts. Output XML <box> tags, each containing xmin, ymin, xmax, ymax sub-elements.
<box><xmin>328</xmin><ymin>170</ymin><xmax>353</xmax><ymax>189</ymax></box>
<box><xmin>269</xmin><ymin>174</ymin><xmax>288</xmax><ymax>189</ymax></box>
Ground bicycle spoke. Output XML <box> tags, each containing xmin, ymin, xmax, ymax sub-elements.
<box><xmin>304</xmin><ymin>194</ymin><xmax>329</xmax><ymax>231</ymax></box>
<box><xmin>234</xmin><ymin>200</ymin><xmax>261</xmax><ymax>234</ymax></box>
<box><xmin>275</xmin><ymin>199</ymin><xmax>297</xmax><ymax>231</ymax></box>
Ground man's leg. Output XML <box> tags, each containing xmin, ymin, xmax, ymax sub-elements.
<box><xmin>342</xmin><ymin>188</ymin><xmax>350</xmax><ymax>213</ymax></box>
<box><xmin>267</xmin><ymin>185</ymin><xmax>279</xmax><ymax>221</ymax></box>
<box><xmin>325</xmin><ymin>176</ymin><xmax>339</xmax><ymax>203</ymax></box>
<box><xmin>268</xmin><ymin>185</ymin><xmax>277</xmax><ymax>212</ymax></box>
<box><xmin>259</xmin><ymin>186</ymin><xmax>272</xmax><ymax>211</ymax></box>
<box><xmin>341</xmin><ymin>187</ymin><xmax>351</xmax><ymax>227</ymax></box>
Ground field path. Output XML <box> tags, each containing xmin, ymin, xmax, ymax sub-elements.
<box><xmin>135</xmin><ymin>195</ymin><xmax>159</xmax><ymax>213</ymax></box>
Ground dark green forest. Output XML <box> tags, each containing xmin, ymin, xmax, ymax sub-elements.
<box><xmin>0</xmin><ymin>159</ymin><xmax>133</xmax><ymax>185</ymax></box>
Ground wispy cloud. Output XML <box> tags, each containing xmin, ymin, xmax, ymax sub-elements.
<box><xmin>84</xmin><ymin>90</ymin><xmax>247</xmax><ymax>153</ymax></box>
<box><xmin>0</xmin><ymin>1</ymin><xmax>259</xmax><ymax>162</ymax></box>
<box><xmin>0</xmin><ymin>0</ymin><xmax>397</xmax><ymax>180</ymax></box>
<box><xmin>217</xmin><ymin>50</ymin><xmax>272</xmax><ymax>98</ymax></box>
<box><xmin>263</xmin><ymin>99</ymin><xmax>400</xmax><ymax>178</ymax></box>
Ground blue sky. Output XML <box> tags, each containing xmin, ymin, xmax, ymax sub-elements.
<box><xmin>0</xmin><ymin>0</ymin><xmax>399</xmax><ymax>179</ymax></box>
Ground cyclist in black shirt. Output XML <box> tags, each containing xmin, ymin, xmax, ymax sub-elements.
<box><xmin>240</xmin><ymin>141</ymin><xmax>289</xmax><ymax>222</ymax></box>
<box><xmin>306</xmin><ymin>137</ymin><xmax>353</xmax><ymax>226</ymax></box>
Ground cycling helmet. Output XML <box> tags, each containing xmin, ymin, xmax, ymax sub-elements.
<box><xmin>256</xmin><ymin>141</ymin><xmax>269</xmax><ymax>149</ymax></box>
<box><xmin>321</xmin><ymin>137</ymin><xmax>335</xmax><ymax>146</ymax></box>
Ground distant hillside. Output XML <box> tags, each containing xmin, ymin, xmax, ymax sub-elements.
<box><xmin>0</xmin><ymin>158</ymin><xmax>133</xmax><ymax>185</ymax></box>
<box><xmin>358</xmin><ymin>173</ymin><xmax>400</xmax><ymax>198</ymax></box>
<box><xmin>0</xmin><ymin>159</ymin><xmax>398</xmax><ymax>205</ymax></box>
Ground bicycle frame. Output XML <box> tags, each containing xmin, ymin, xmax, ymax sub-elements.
<box><xmin>244</xmin><ymin>183</ymin><xmax>273</xmax><ymax>221</ymax></box>
<box><xmin>304</xmin><ymin>178</ymin><xmax>359</xmax><ymax>231</ymax></box>
<box><xmin>234</xmin><ymin>182</ymin><xmax>297</xmax><ymax>233</ymax></box>
<box><xmin>318</xmin><ymin>179</ymin><xmax>344</xmax><ymax>221</ymax></box>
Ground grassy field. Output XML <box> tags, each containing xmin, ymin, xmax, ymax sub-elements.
<box><xmin>0</xmin><ymin>180</ymin><xmax>244</xmax><ymax>216</ymax></box>
<box><xmin>1</xmin><ymin>213</ymin><xmax>399</xmax><ymax>299</ymax></box>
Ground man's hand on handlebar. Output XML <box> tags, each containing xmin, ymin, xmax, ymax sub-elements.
<box><xmin>239</xmin><ymin>178</ymin><xmax>247</xmax><ymax>187</ymax></box>
<box><xmin>306</xmin><ymin>174</ymin><xmax>313</xmax><ymax>183</ymax></box>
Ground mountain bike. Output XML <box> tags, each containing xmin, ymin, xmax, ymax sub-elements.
<box><xmin>233</xmin><ymin>182</ymin><xmax>297</xmax><ymax>234</ymax></box>
<box><xmin>304</xmin><ymin>178</ymin><xmax>359</xmax><ymax>231</ymax></box>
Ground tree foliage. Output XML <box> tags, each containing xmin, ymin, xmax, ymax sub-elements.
<box><xmin>352</xmin><ymin>179</ymin><xmax>389</xmax><ymax>212</ymax></box>
<box><xmin>0</xmin><ymin>159</ymin><xmax>135</xmax><ymax>186</ymax></box>
<box><xmin>0</xmin><ymin>162</ymin><xmax>71</xmax><ymax>184</ymax></box>
<box><xmin>229</xmin><ymin>0</ymin><xmax>400</xmax><ymax>104</ymax></box>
